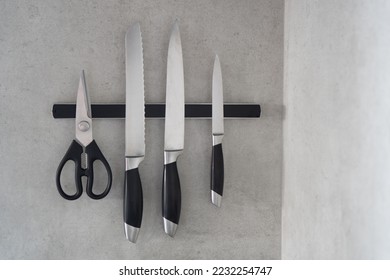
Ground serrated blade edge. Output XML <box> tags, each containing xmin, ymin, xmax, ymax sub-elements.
<box><xmin>125</xmin><ymin>23</ymin><xmax>145</xmax><ymax>157</ymax></box>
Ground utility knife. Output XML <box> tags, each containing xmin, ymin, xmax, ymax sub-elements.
<box><xmin>211</xmin><ymin>55</ymin><xmax>224</xmax><ymax>207</ymax></box>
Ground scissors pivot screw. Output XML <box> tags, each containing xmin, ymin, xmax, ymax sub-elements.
<box><xmin>78</xmin><ymin>121</ymin><xmax>90</xmax><ymax>132</ymax></box>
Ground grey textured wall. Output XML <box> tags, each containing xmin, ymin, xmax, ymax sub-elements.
<box><xmin>0</xmin><ymin>0</ymin><xmax>283</xmax><ymax>259</ymax></box>
<box><xmin>283</xmin><ymin>0</ymin><xmax>390</xmax><ymax>259</ymax></box>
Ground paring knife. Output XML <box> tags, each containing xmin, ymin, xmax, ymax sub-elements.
<box><xmin>162</xmin><ymin>20</ymin><xmax>185</xmax><ymax>237</ymax></box>
<box><xmin>211</xmin><ymin>55</ymin><xmax>224</xmax><ymax>207</ymax></box>
<box><xmin>124</xmin><ymin>23</ymin><xmax>145</xmax><ymax>243</ymax></box>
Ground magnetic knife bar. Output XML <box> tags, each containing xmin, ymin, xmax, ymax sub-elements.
<box><xmin>52</xmin><ymin>103</ymin><xmax>261</xmax><ymax>119</ymax></box>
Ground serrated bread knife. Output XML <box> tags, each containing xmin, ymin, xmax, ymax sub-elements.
<box><xmin>211</xmin><ymin>55</ymin><xmax>224</xmax><ymax>207</ymax></box>
<box><xmin>124</xmin><ymin>23</ymin><xmax>145</xmax><ymax>243</ymax></box>
<box><xmin>162</xmin><ymin>20</ymin><xmax>185</xmax><ymax>237</ymax></box>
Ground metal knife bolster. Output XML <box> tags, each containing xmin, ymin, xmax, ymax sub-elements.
<box><xmin>125</xmin><ymin>156</ymin><xmax>144</xmax><ymax>171</ymax></box>
<box><xmin>164</xmin><ymin>150</ymin><xmax>183</xmax><ymax>165</ymax></box>
<box><xmin>212</xmin><ymin>134</ymin><xmax>224</xmax><ymax>146</ymax></box>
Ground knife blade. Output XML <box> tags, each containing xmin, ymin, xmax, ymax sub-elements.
<box><xmin>211</xmin><ymin>55</ymin><xmax>224</xmax><ymax>207</ymax></box>
<box><xmin>124</xmin><ymin>22</ymin><xmax>145</xmax><ymax>243</ymax></box>
<box><xmin>162</xmin><ymin>20</ymin><xmax>185</xmax><ymax>237</ymax></box>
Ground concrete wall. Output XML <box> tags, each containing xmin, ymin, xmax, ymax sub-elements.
<box><xmin>0</xmin><ymin>0</ymin><xmax>284</xmax><ymax>259</ymax></box>
<box><xmin>283</xmin><ymin>0</ymin><xmax>390</xmax><ymax>259</ymax></box>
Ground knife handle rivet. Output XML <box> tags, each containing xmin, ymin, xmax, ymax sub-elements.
<box><xmin>78</xmin><ymin>121</ymin><xmax>90</xmax><ymax>132</ymax></box>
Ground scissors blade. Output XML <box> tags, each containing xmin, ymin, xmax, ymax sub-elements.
<box><xmin>75</xmin><ymin>70</ymin><xmax>93</xmax><ymax>147</ymax></box>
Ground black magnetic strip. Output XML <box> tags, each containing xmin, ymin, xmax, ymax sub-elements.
<box><xmin>52</xmin><ymin>104</ymin><xmax>261</xmax><ymax>119</ymax></box>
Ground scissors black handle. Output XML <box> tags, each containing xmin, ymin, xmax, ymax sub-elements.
<box><xmin>84</xmin><ymin>140</ymin><xmax>112</xmax><ymax>199</ymax></box>
<box><xmin>56</xmin><ymin>140</ymin><xmax>112</xmax><ymax>200</ymax></box>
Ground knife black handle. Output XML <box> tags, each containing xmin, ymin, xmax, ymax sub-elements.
<box><xmin>162</xmin><ymin>160</ymin><xmax>181</xmax><ymax>234</ymax></box>
<box><xmin>211</xmin><ymin>143</ymin><xmax>224</xmax><ymax>204</ymax></box>
<box><xmin>124</xmin><ymin>167</ymin><xmax>143</xmax><ymax>242</ymax></box>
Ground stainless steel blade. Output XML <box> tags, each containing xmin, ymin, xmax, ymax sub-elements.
<box><xmin>75</xmin><ymin>70</ymin><xmax>93</xmax><ymax>147</ymax></box>
<box><xmin>125</xmin><ymin>23</ymin><xmax>145</xmax><ymax>157</ymax></box>
<box><xmin>212</xmin><ymin>55</ymin><xmax>224</xmax><ymax>135</ymax></box>
<box><xmin>164</xmin><ymin>21</ymin><xmax>184</xmax><ymax>151</ymax></box>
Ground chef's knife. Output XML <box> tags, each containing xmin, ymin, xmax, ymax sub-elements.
<box><xmin>211</xmin><ymin>55</ymin><xmax>224</xmax><ymax>207</ymax></box>
<box><xmin>124</xmin><ymin>23</ymin><xmax>145</xmax><ymax>243</ymax></box>
<box><xmin>162</xmin><ymin>21</ymin><xmax>185</xmax><ymax>237</ymax></box>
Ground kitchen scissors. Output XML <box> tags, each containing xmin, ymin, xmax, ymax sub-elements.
<box><xmin>56</xmin><ymin>70</ymin><xmax>112</xmax><ymax>200</ymax></box>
